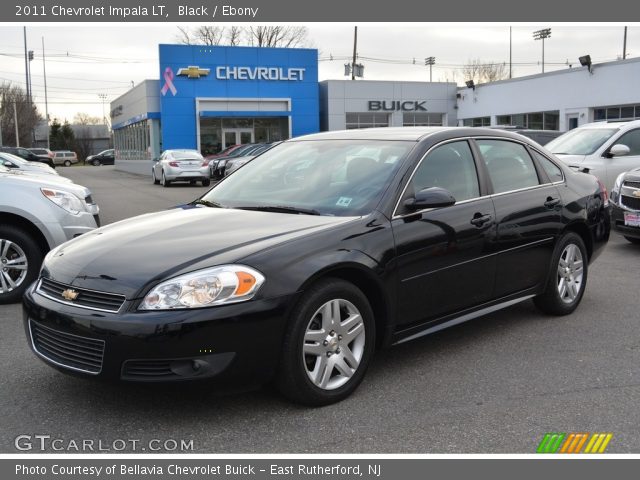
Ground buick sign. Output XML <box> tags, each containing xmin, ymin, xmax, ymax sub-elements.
<box><xmin>368</xmin><ymin>101</ymin><xmax>427</xmax><ymax>111</ymax></box>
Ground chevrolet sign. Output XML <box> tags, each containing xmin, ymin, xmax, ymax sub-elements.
<box><xmin>215</xmin><ymin>66</ymin><xmax>305</xmax><ymax>81</ymax></box>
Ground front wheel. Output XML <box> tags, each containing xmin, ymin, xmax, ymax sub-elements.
<box><xmin>277</xmin><ymin>279</ymin><xmax>375</xmax><ymax>406</ymax></box>
<box><xmin>0</xmin><ymin>226</ymin><xmax>43</xmax><ymax>304</ymax></box>
<box><xmin>152</xmin><ymin>169</ymin><xmax>159</xmax><ymax>184</ymax></box>
<box><xmin>534</xmin><ymin>232</ymin><xmax>588</xmax><ymax>315</ymax></box>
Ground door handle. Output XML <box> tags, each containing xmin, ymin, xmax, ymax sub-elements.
<box><xmin>544</xmin><ymin>196</ymin><xmax>561</xmax><ymax>208</ymax></box>
<box><xmin>470</xmin><ymin>213</ymin><xmax>492</xmax><ymax>227</ymax></box>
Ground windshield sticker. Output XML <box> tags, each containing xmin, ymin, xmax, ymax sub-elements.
<box><xmin>336</xmin><ymin>197</ymin><xmax>353</xmax><ymax>207</ymax></box>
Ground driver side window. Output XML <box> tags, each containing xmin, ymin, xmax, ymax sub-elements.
<box><xmin>616</xmin><ymin>129</ymin><xmax>640</xmax><ymax>155</ymax></box>
<box><xmin>411</xmin><ymin>140</ymin><xmax>480</xmax><ymax>202</ymax></box>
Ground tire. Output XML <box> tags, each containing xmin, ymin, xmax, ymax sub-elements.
<box><xmin>161</xmin><ymin>171</ymin><xmax>171</xmax><ymax>187</ymax></box>
<box><xmin>92</xmin><ymin>159</ymin><xmax>101</xmax><ymax>166</ymax></box>
<box><xmin>63</xmin><ymin>160</ymin><xmax>71</xmax><ymax>167</ymax></box>
<box><xmin>152</xmin><ymin>169</ymin><xmax>159</xmax><ymax>185</ymax></box>
<box><xmin>276</xmin><ymin>278</ymin><xmax>375</xmax><ymax>406</ymax></box>
<box><xmin>202</xmin><ymin>178</ymin><xmax>211</xmax><ymax>187</ymax></box>
<box><xmin>534</xmin><ymin>232</ymin><xmax>588</xmax><ymax>316</ymax></box>
<box><xmin>623</xmin><ymin>236</ymin><xmax>640</xmax><ymax>245</ymax></box>
<box><xmin>0</xmin><ymin>226</ymin><xmax>44</xmax><ymax>304</ymax></box>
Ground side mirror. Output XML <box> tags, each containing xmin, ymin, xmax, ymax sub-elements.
<box><xmin>608</xmin><ymin>144</ymin><xmax>631</xmax><ymax>158</ymax></box>
<box><xmin>152</xmin><ymin>157</ymin><xmax>159</xmax><ymax>162</ymax></box>
<box><xmin>404</xmin><ymin>187</ymin><xmax>456</xmax><ymax>211</ymax></box>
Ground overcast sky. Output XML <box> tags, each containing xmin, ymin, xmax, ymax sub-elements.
<box><xmin>1</xmin><ymin>24</ymin><xmax>638</xmax><ymax>122</ymax></box>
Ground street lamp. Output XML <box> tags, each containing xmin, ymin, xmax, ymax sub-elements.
<box><xmin>425</xmin><ymin>56</ymin><xmax>436</xmax><ymax>82</ymax></box>
<box><xmin>98</xmin><ymin>93</ymin><xmax>107</xmax><ymax>125</ymax></box>
<box><xmin>533</xmin><ymin>28</ymin><xmax>551</xmax><ymax>74</ymax></box>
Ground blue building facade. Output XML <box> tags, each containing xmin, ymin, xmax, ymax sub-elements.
<box><xmin>158</xmin><ymin>44</ymin><xmax>319</xmax><ymax>155</ymax></box>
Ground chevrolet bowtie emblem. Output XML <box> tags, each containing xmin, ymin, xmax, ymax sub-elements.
<box><xmin>633</xmin><ymin>190</ymin><xmax>640</xmax><ymax>198</ymax></box>
<box><xmin>176</xmin><ymin>66</ymin><xmax>210</xmax><ymax>78</ymax></box>
<box><xmin>61</xmin><ymin>289</ymin><xmax>79</xmax><ymax>301</ymax></box>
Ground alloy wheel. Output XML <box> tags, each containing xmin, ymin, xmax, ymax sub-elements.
<box><xmin>302</xmin><ymin>298</ymin><xmax>366</xmax><ymax>390</ymax></box>
<box><xmin>557</xmin><ymin>243</ymin><xmax>584</xmax><ymax>304</ymax></box>
<box><xmin>0</xmin><ymin>239</ymin><xmax>28</xmax><ymax>294</ymax></box>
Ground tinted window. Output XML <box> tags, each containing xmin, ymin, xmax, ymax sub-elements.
<box><xmin>615</xmin><ymin>129</ymin><xmax>640</xmax><ymax>155</ymax></box>
<box><xmin>532</xmin><ymin>150</ymin><xmax>564</xmax><ymax>182</ymax></box>
<box><xmin>411</xmin><ymin>141</ymin><xmax>479</xmax><ymax>202</ymax></box>
<box><xmin>477</xmin><ymin>140</ymin><xmax>540</xmax><ymax>194</ymax></box>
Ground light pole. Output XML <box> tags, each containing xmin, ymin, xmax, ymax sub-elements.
<box><xmin>98</xmin><ymin>94</ymin><xmax>107</xmax><ymax>125</ymax></box>
<box><xmin>533</xmin><ymin>28</ymin><xmax>551</xmax><ymax>74</ymax></box>
<box><xmin>425</xmin><ymin>57</ymin><xmax>435</xmax><ymax>82</ymax></box>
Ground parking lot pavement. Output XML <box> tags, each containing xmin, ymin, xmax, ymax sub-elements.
<box><xmin>1</xmin><ymin>165</ymin><xmax>639</xmax><ymax>453</ymax></box>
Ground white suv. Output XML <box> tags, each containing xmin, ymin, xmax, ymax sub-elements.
<box><xmin>0</xmin><ymin>173</ymin><xmax>99</xmax><ymax>303</ymax></box>
<box><xmin>546</xmin><ymin>119</ymin><xmax>640</xmax><ymax>190</ymax></box>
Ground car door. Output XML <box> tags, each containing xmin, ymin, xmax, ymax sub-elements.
<box><xmin>604</xmin><ymin>128</ymin><xmax>640</xmax><ymax>187</ymax></box>
<box><xmin>392</xmin><ymin>139</ymin><xmax>497</xmax><ymax>327</ymax></box>
<box><xmin>474</xmin><ymin>139</ymin><xmax>563</xmax><ymax>298</ymax></box>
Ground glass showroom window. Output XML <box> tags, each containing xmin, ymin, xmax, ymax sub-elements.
<box><xmin>496</xmin><ymin>111</ymin><xmax>559</xmax><ymax>130</ymax></box>
<box><xmin>594</xmin><ymin>104</ymin><xmax>640</xmax><ymax>122</ymax></box>
<box><xmin>113</xmin><ymin>120</ymin><xmax>151</xmax><ymax>160</ymax></box>
<box><xmin>403</xmin><ymin>113</ymin><xmax>444</xmax><ymax>126</ymax></box>
<box><xmin>462</xmin><ymin>117</ymin><xmax>490</xmax><ymax>127</ymax></box>
<box><xmin>345</xmin><ymin>113</ymin><xmax>390</xmax><ymax>129</ymax></box>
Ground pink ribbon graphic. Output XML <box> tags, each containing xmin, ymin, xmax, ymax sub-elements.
<box><xmin>161</xmin><ymin>67</ymin><xmax>177</xmax><ymax>96</ymax></box>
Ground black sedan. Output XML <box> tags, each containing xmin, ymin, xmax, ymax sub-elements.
<box><xmin>23</xmin><ymin>127</ymin><xmax>610</xmax><ymax>405</ymax></box>
<box><xmin>87</xmin><ymin>149</ymin><xmax>115</xmax><ymax>166</ymax></box>
<box><xmin>610</xmin><ymin>167</ymin><xmax>640</xmax><ymax>244</ymax></box>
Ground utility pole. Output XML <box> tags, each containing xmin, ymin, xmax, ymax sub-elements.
<box><xmin>425</xmin><ymin>57</ymin><xmax>435</xmax><ymax>82</ymax></box>
<box><xmin>14</xmin><ymin>102</ymin><xmax>20</xmax><ymax>147</ymax></box>
<box><xmin>42</xmin><ymin>36</ymin><xmax>50</xmax><ymax>150</ymax></box>
<box><xmin>351</xmin><ymin>26</ymin><xmax>358</xmax><ymax>80</ymax></box>
<box><xmin>509</xmin><ymin>26</ymin><xmax>512</xmax><ymax>79</ymax></box>
<box><xmin>623</xmin><ymin>26</ymin><xmax>628</xmax><ymax>60</ymax></box>
<box><xmin>533</xmin><ymin>28</ymin><xmax>551</xmax><ymax>74</ymax></box>
<box><xmin>98</xmin><ymin>93</ymin><xmax>107</xmax><ymax>124</ymax></box>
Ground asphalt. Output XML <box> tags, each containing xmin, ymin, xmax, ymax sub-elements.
<box><xmin>1</xmin><ymin>165</ymin><xmax>639</xmax><ymax>453</ymax></box>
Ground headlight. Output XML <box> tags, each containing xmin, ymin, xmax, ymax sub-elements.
<box><xmin>139</xmin><ymin>265</ymin><xmax>265</xmax><ymax>310</ymax></box>
<box><xmin>41</xmin><ymin>188</ymin><xmax>86</xmax><ymax>214</ymax></box>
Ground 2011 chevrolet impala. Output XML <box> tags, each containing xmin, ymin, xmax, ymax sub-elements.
<box><xmin>23</xmin><ymin>127</ymin><xmax>610</xmax><ymax>405</ymax></box>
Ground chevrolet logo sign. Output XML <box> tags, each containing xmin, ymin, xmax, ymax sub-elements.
<box><xmin>632</xmin><ymin>190</ymin><xmax>640</xmax><ymax>197</ymax></box>
<box><xmin>61</xmin><ymin>289</ymin><xmax>79</xmax><ymax>301</ymax></box>
<box><xmin>176</xmin><ymin>66</ymin><xmax>210</xmax><ymax>78</ymax></box>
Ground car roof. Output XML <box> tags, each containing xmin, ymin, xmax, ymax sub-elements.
<box><xmin>577</xmin><ymin>119</ymin><xmax>640</xmax><ymax>130</ymax></box>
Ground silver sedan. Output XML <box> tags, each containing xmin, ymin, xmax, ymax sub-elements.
<box><xmin>152</xmin><ymin>149</ymin><xmax>211</xmax><ymax>187</ymax></box>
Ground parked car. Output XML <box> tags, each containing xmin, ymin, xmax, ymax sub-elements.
<box><xmin>490</xmin><ymin>126</ymin><xmax>563</xmax><ymax>146</ymax></box>
<box><xmin>224</xmin><ymin>144</ymin><xmax>278</xmax><ymax>177</ymax></box>
<box><xmin>152</xmin><ymin>149</ymin><xmax>211</xmax><ymax>187</ymax></box>
<box><xmin>28</xmin><ymin>148</ymin><xmax>55</xmax><ymax>163</ymax></box>
<box><xmin>609</xmin><ymin>166</ymin><xmax>640</xmax><ymax>244</ymax></box>
<box><xmin>204</xmin><ymin>144</ymin><xmax>243</xmax><ymax>160</ymax></box>
<box><xmin>1</xmin><ymin>172</ymin><xmax>99</xmax><ymax>303</ymax></box>
<box><xmin>210</xmin><ymin>144</ymin><xmax>268</xmax><ymax>179</ymax></box>
<box><xmin>546</xmin><ymin>119</ymin><xmax>640</xmax><ymax>190</ymax></box>
<box><xmin>22</xmin><ymin>127</ymin><xmax>609</xmax><ymax>405</ymax></box>
<box><xmin>53</xmin><ymin>150</ymin><xmax>79</xmax><ymax>167</ymax></box>
<box><xmin>0</xmin><ymin>163</ymin><xmax>72</xmax><ymax>183</ymax></box>
<box><xmin>0</xmin><ymin>152</ymin><xmax>60</xmax><ymax>176</ymax></box>
<box><xmin>0</xmin><ymin>146</ymin><xmax>55</xmax><ymax>169</ymax></box>
<box><xmin>87</xmin><ymin>149</ymin><xmax>115</xmax><ymax>166</ymax></box>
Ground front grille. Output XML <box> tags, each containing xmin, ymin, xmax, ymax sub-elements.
<box><xmin>623</xmin><ymin>180</ymin><xmax>640</xmax><ymax>189</ymax></box>
<box><xmin>37</xmin><ymin>278</ymin><xmax>125</xmax><ymax>313</ymax></box>
<box><xmin>621</xmin><ymin>195</ymin><xmax>640</xmax><ymax>211</ymax></box>
<box><xmin>29</xmin><ymin>320</ymin><xmax>104</xmax><ymax>374</ymax></box>
<box><xmin>121</xmin><ymin>360</ymin><xmax>177</xmax><ymax>380</ymax></box>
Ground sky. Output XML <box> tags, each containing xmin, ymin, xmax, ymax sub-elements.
<box><xmin>0</xmin><ymin>24</ymin><xmax>638</xmax><ymax>123</ymax></box>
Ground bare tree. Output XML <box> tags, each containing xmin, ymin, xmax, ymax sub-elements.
<box><xmin>73</xmin><ymin>112</ymin><xmax>102</xmax><ymax>125</ymax></box>
<box><xmin>246</xmin><ymin>26</ymin><xmax>308</xmax><ymax>48</ymax></box>
<box><xmin>175</xmin><ymin>26</ymin><xmax>309</xmax><ymax>48</ymax></box>
<box><xmin>460</xmin><ymin>59</ymin><xmax>510</xmax><ymax>85</ymax></box>
<box><xmin>73</xmin><ymin>125</ymin><xmax>93</xmax><ymax>164</ymax></box>
<box><xmin>0</xmin><ymin>82</ymin><xmax>41</xmax><ymax>147</ymax></box>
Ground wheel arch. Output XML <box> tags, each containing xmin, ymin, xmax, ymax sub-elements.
<box><xmin>0</xmin><ymin>212</ymin><xmax>51</xmax><ymax>255</ymax></box>
<box><xmin>563</xmin><ymin>221</ymin><xmax>593</xmax><ymax>260</ymax></box>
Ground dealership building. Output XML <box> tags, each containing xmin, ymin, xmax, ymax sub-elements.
<box><xmin>111</xmin><ymin>46</ymin><xmax>640</xmax><ymax>174</ymax></box>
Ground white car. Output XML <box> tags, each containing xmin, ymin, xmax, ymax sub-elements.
<box><xmin>0</xmin><ymin>152</ymin><xmax>59</xmax><ymax>176</ymax></box>
<box><xmin>0</xmin><ymin>164</ymin><xmax>73</xmax><ymax>183</ymax></box>
<box><xmin>152</xmin><ymin>149</ymin><xmax>211</xmax><ymax>187</ymax></box>
<box><xmin>546</xmin><ymin>119</ymin><xmax>640</xmax><ymax>190</ymax></box>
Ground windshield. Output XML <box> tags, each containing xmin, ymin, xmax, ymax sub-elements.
<box><xmin>201</xmin><ymin>140</ymin><xmax>414</xmax><ymax>216</ymax></box>
<box><xmin>546</xmin><ymin>128</ymin><xmax>618</xmax><ymax>155</ymax></box>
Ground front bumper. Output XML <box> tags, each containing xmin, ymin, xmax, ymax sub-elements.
<box><xmin>23</xmin><ymin>284</ymin><xmax>297</xmax><ymax>383</ymax></box>
<box><xmin>611</xmin><ymin>202</ymin><xmax>640</xmax><ymax>239</ymax></box>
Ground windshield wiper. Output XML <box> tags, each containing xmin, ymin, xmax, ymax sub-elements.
<box><xmin>191</xmin><ymin>199</ymin><xmax>225</xmax><ymax>208</ymax></box>
<box><xmin>236</xmin><ymin>205</ymin><xmax>321</xmax><ymax>216</ymax></box>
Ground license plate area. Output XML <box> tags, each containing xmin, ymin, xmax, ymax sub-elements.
<box><xmin>624</xmin><ymin>212</ymin><xmax>640</xmax><ymax>227</ymax></box>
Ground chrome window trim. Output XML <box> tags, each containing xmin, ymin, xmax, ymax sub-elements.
<box><xmin>529</xmin><ymin>147</ymin><xmax>566</xmax><ymax>184</ymax></box>
<box><xmin>35</xmin><ymin>278</ymin><xmax>125</xmax><ymax>314</ymax></box>
<box><xmin>28</xmin><ymin>319</ymin><xmax>104</xmax><ymax>375</ymax></box>
<box><xmin>392</xmin><ymin>136</ymin><xmax>564</xmax><ymax>220</ymax></box>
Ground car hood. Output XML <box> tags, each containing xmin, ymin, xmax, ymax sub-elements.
<box><xmin>622</xmin><ymin>168</ymin><xmax>640</xmax><ymax>182</ymax></box>
<box><xmin>42</xmin><ymin>207</ymin><xmax>356</xmax><ymax>298</ymax></box>
<box><xmin>6</xmin><ymin>170</ymin><xmax>73</xmax><ymax>183</ymax></box>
